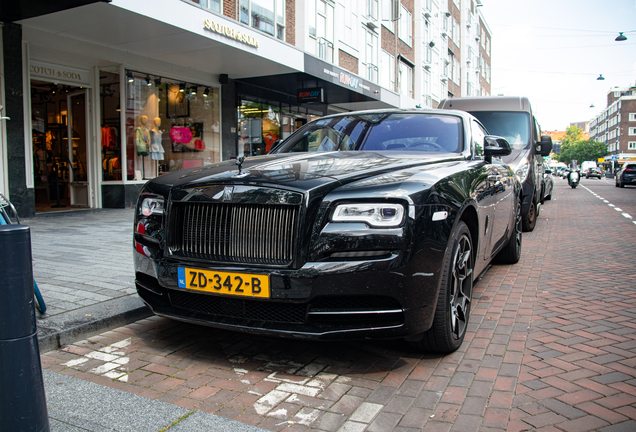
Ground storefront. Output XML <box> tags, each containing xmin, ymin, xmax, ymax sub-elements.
<box><xmin>3</xmin><ymin>0</ymin><xmax>397</xmax><ymax>217</ymax></box>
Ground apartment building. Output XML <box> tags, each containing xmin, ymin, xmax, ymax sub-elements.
<box><xmin>0</xmin><ymin>0</ymin><xmax>492</xmax><ymax>217</ymax></box>
<box><xmin>589</xmin><ymin>84</ymin><xmax>636</xmax><ymax>169</ymax></box>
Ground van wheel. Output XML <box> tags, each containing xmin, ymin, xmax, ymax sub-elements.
<box><xmin>522</xmin><ymin>196</ymin><xmax>537</xmax><ymax>232</ymax></box>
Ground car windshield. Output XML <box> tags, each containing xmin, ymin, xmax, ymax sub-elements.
<box><xmin>272</xmin><ymin>113</ymin><xmax>463</xmax><ymax>154</ymax></box>
<box><xmin>467</xmin><ymin>111</ymin><xmax>530</xmax><ymax>163</ymax></box>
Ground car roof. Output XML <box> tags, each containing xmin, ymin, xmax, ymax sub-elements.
<box><xmin>439</xmin><ymin>96</ymin><xmax>532</xmax><ymax>112</ymax></box>
<box><xmin>317</xmin><ymin>108</ymin><xmax>474</xmax><ymax>121</ymax></box>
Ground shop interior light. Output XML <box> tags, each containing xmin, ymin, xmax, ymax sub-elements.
<box><xmin>203</xmin><ymin>87</ymin><xmax>210</xmax><ymax>97</ymax></box>
<box><xmin>145</xmin><ymin>75</ymin><xmax>152</xmax><ymax>86</ymax></box>
<box><xmin>179</xmin><ymin>83</ymin><xmax>185</xmax><ymax>92</ymax></box>
<box><xmin>127</xmin><ymin>72</ymin><xmax>134</xmax><ymax>83</ymax></box>
<box><xmin>116</xmin><ymin>103</ymin><xmax>121</xmax><ymax>112</ymax></box>
<box><xmin>154</xmin><ymin>77</ymin><xmax>162</xmax><ymax>87</ymax></box>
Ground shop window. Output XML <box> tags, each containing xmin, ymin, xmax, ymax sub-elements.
<box><xmin>238</xmin><ymin>102</ymin><xmax>281</xmax><ymax>156</ymax></box>
<box><xmin>239</xmin><ymin>0</ymin><xmax>285</xmax><ymax>40</ymax></box>
<box><xmin>190</xmin><ymin>0</ymin><xmax>221</xmax><ymax>13</ymax></box>
<box><xmin>124</xmin><ymin>71</ymin><xmax>220</xmax><ymax>180</ymax></box>
<box><xmin>100</xmin><ymin>71</ymin><xmax>122</xmax><ymax>181</ymax></box>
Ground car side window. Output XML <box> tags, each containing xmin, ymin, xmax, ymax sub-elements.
<box><xmin>471</xmin><ymin>120</ymin><xmax>486</xmax><ymax>158</ymax></box>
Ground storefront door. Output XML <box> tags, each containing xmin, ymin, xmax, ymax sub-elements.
<box><xmin>67</xmin><ymin>90</ymin><xmax>89</xmax><ymax>207</ymax></box>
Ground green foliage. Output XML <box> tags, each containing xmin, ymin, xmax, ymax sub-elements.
<box><xmin>557</xmin><ymin>137</ymin><xmax>608</xmax><ymax>165</ymax></box>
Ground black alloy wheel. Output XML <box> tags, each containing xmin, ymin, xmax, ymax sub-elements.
<box><xmin>409</xmin><ymin>221</ymin><xmax>473</xmax><ymax>353</ymax></box>
<box><xmin>522</xmin><ymin>196</ymin><xmax>537</xmax><ymax>232</ymax></box>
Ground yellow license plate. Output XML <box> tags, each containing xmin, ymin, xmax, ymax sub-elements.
<box><xmin>178</xmin><ymin>267</ymin><xmax>270</xmax><ymax>298</ymax></box>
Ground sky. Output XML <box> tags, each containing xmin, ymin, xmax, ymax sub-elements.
<box><xmin>480</xmin><ymin>0</ymin><xmax>636</xmax><ymax>131</ymax></box>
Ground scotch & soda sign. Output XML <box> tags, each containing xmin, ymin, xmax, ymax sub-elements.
<box><xmin>29</xmin><ymin>60</ymin><xmax>90</xmax><ymax>86</ymax></box>
<box><xmin>204</xmin><ymin>19</ymin><xmax>259</xmax><ymax>48</ymax></box>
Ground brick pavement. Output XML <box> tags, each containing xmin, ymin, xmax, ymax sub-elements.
<box><xmin>41</xmin><ymin>179</ymin><xmax>636</xmax><ymax>431</ymax></box>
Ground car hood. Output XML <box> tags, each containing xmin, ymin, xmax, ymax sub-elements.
<box><xmin>155</xmin><ymin>151</ymin><xmax>464</xmax><ymax>194</ymax></box>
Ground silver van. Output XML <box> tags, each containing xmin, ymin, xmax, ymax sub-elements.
<box><xmin>438</xmin><ymin>96</ymin><xmax>552</xmax><ymax>231</ymax></box>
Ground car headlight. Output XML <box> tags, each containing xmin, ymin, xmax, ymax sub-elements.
<box><xmin>514</xmin><ymin>158</ymin><xmax>530</xmax><ymax>182</ymax></box>
<box><xmin>140</xmin><ymin>197</ymin><xmax>164</xmax><ymax>217</ymax></box>
<box><xmin>332</xmin><ymin>203</ymin><xmax>405</xmax><ymax>227</ymax></box>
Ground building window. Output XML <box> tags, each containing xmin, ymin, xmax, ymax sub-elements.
<box><xmin>381</xmin><ymin>50</ymin><xmax>395</xmax><ymax>90</ymax></box>
<box><xmin>399</xmin><ymin>5</ymin><xmax>412</xmax><ymax>46</ymax></box>
<box><xmin>343</xmin><ymin>0</ymin><xmax>358</xmax><ymax>48</ymax></box>
<box><xmin>382</xmin><ymin>0</ymin><xmax>396</xmax><ymax>32</ymax></box>
<box><xmin>453</xmin><ymin>57</ymin><xmax>460</xmax><ymax>85</ymax></box>
<box><xmin>365</xmin><ymin>29</ymin><xmax>379</xmax><ymax>83</ymax></box>
<box><xmin>191</xmin><ymin>0</ymin><xmax>221</xmax><ymax>12</ymax></box>
<box><xmin>422</xmin><ymin>67</ymin><xmax>431</xmax><ymax>107</ymax></box>
<box><xmin>629</xmin><ymin>127</ymin><xmax>636</xmax><ymax>136</ymax></box>
<box><xmin>239</xmin><ymin>0</ymin><xmax>285</xmax><ymax>40</ymax></box>
<box><xmin>312</xmin><ymin>0</ymin><xmax>335</xmax><ymax>62</ymax></box>
<box><xmin>423</xmin><ymin>18</ymin><xmax>432</xmax><ymax>64</ymax></box>
<box><xmin>366</xmin><ymin>0</ymin><xmax>379</xmax><ymax>20</ymax></box>
<box><xmin>629</xmin><ymin>142</ymin><xmax>636</xmax><ymax>150</ymax></box>
<box><xmin>629</xmin><ymin>113</ymin><xmax>636</xmax><ymax>121</ymax></box>
<box><xmin>399</xmin><ymin>61</ymin><xmax>413</xmax><ymax>98</ymax></box>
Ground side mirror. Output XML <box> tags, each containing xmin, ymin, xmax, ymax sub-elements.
<box><xmin>536</xmin><ymin>135</ymin><xmax>553</xmax><ymax>156</ymax></box>
<box><xmin>545</xmin><ymin>169</ymin><xmax>552</xmax><ymax>174</ymax></box>
<box><xmin>483</xmin><ymin>135</ymin><xmax>512</xmax><ymax>161</ymax></box>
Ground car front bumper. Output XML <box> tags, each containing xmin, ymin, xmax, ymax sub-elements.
<box><xmin>134</xmin><ymin>250</ymin><xmax>444</xmax><ymax>341</ymax></box>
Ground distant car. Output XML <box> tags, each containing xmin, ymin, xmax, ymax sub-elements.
<box><xmin>541</xmin><ymin>166</ymin><xmax>554</xmax><ymax>202</ymax></box>
<box><xmin>616</xmin><ymin>164</ymin><xmax>636</xmax><ymax>188</ymax></box>
<box><xmin>585</xmin><ymin>168</ymin><xmax>602</xmax><ymax>179</ymax></box>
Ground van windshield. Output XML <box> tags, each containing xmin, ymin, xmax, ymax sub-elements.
<box><xmin>469</xmin><ymin>111</ymin><xmax>531</xmax><ymax>162</ymax></box>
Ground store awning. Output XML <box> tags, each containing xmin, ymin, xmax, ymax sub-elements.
<box><xmin>0</xmin><ymin>0</ymin><xmax>110</xmax><ymax>23</ymax></box>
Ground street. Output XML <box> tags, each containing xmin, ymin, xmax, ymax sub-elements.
<box><xmin>41</xmin><ymin>176</ymin><xmax>636</xmax><ymax>432</ymax></box>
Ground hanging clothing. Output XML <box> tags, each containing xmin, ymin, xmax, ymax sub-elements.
<box><xmin>135</xmin><ymin>127</ymin><xmax>150</xmax><ymax>156</ymax></box>
<box><xmin>149</xmin><ymin>129</ymin><xmax>164</xmax><ymax>160</ymax></box>
<box><xmin>101</xmin><ymin>126</ymin><xmax>118</xmax><ymax>150</ymax></box>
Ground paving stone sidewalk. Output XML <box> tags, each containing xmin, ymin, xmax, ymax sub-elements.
<box><xmin>23</xmin><ymin>208</ymin><xmax>151</xmax><ymax>351</ymax></box>
<box><xmin>38</xmin><ymin>180</ymin><xmax>636</xmax><ymax>431</ymax></box>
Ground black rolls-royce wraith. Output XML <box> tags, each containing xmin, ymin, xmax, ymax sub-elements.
<box><xmin>134</xmin><ymin>109</ymin><xmax>522</xmax><ymax>353</ymax></box>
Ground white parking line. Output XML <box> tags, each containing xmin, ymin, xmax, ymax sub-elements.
<box><xmin>581</xmin><ymin>185</ymin><xmax>634</xmax><ymax>226</ymax></box>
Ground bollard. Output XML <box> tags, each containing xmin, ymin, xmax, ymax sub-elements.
<box><xmin>0</xmin><ymin>225</ymin><xmax>50</xmax><ymax>432</ymax></box>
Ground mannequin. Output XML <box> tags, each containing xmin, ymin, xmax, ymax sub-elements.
<box><xmin>149</xmin><ymin>117</ymin><xmax>165</xmax><ymax>161</ymax></box>
<box><xmin>135</xmin><ymin>115</ymin><xmax>150</xmax><ymax>156</ymax></box>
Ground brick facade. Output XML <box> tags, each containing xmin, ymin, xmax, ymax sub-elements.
<box><xmin>338</xmin><ymin>49</ymin><xmax>359</xmax><ymax>75</ymax></box>
<box><xmin>222</xmin><ymin>0</ymin><xmax>235</xmax><ymax>19</ymax></box>
<box><xmin>285</xmin><ymin>0</ymin><xmax>295</xmax><ymax>45</ymax></box>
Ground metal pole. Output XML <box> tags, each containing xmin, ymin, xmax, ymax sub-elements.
<box><xmin>0</xmin><ymin>225</ymin><xmax>50</xmax><ymax>432</ymax></box>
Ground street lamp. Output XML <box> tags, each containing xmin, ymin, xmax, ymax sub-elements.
<box><xmin>615</xmin><ymin>32</ymin><xmax>627</xmax><ymax>41</ymax></box>
<box><xmin>597</xmin><ymin>74</ymin><xmax>605</xmax><ymax>81</ymax></box>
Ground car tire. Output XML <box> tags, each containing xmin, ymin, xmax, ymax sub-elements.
<box><xmin>495</xmin><ymin>196</ymin><xmax>522</xmax><ymax>264</ymax></box>
<box><xmin>545</xmin><ymin>190</ymin><xmax>552</xmax><ymax>200</ymax></box>
<box><xmin>522</xmin><ymin>196</ymin><xmax>537</xmax><ymax>232</ymax></box>
<box><xmin>540</xmin><ymin>186</ymin><xmax>545</xmax><ymax>204</ymax></box>
<box><xmin>409</xmin><ymin>221</ymin><xmax>473</xmax><ymax>354</ymax></box>
<box><xmin>616</xmin><ymin>181</ymin><xmax>619</xmax><ymax>187</ymax></box>
<box><xmin>620</xmin><ymin>182</ymin><xmax>625</xmax><ymax>188</ymax></box>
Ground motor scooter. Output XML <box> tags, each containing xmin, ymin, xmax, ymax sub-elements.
<box><xmin>567</xmin><ymin>169</ymin><xmax>580</xmax><ymax>189</ymax></box>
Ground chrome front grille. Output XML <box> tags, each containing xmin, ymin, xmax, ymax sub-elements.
<box><xmin>168</xmin><ymin>202</ymin><xmax>300</xmax><ymax>265</ymax></box>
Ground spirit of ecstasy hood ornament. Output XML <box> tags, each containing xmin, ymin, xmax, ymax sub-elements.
<box><xmin>235</xmin><ymin>156</ymin><xmax>245</xmax><ymax>175</ymax></box>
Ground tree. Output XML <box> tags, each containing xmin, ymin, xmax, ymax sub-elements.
<box><xmin>557</xmin><ymin>138</ymin><xmax>607</xmax><ymax>166</ymax></box>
